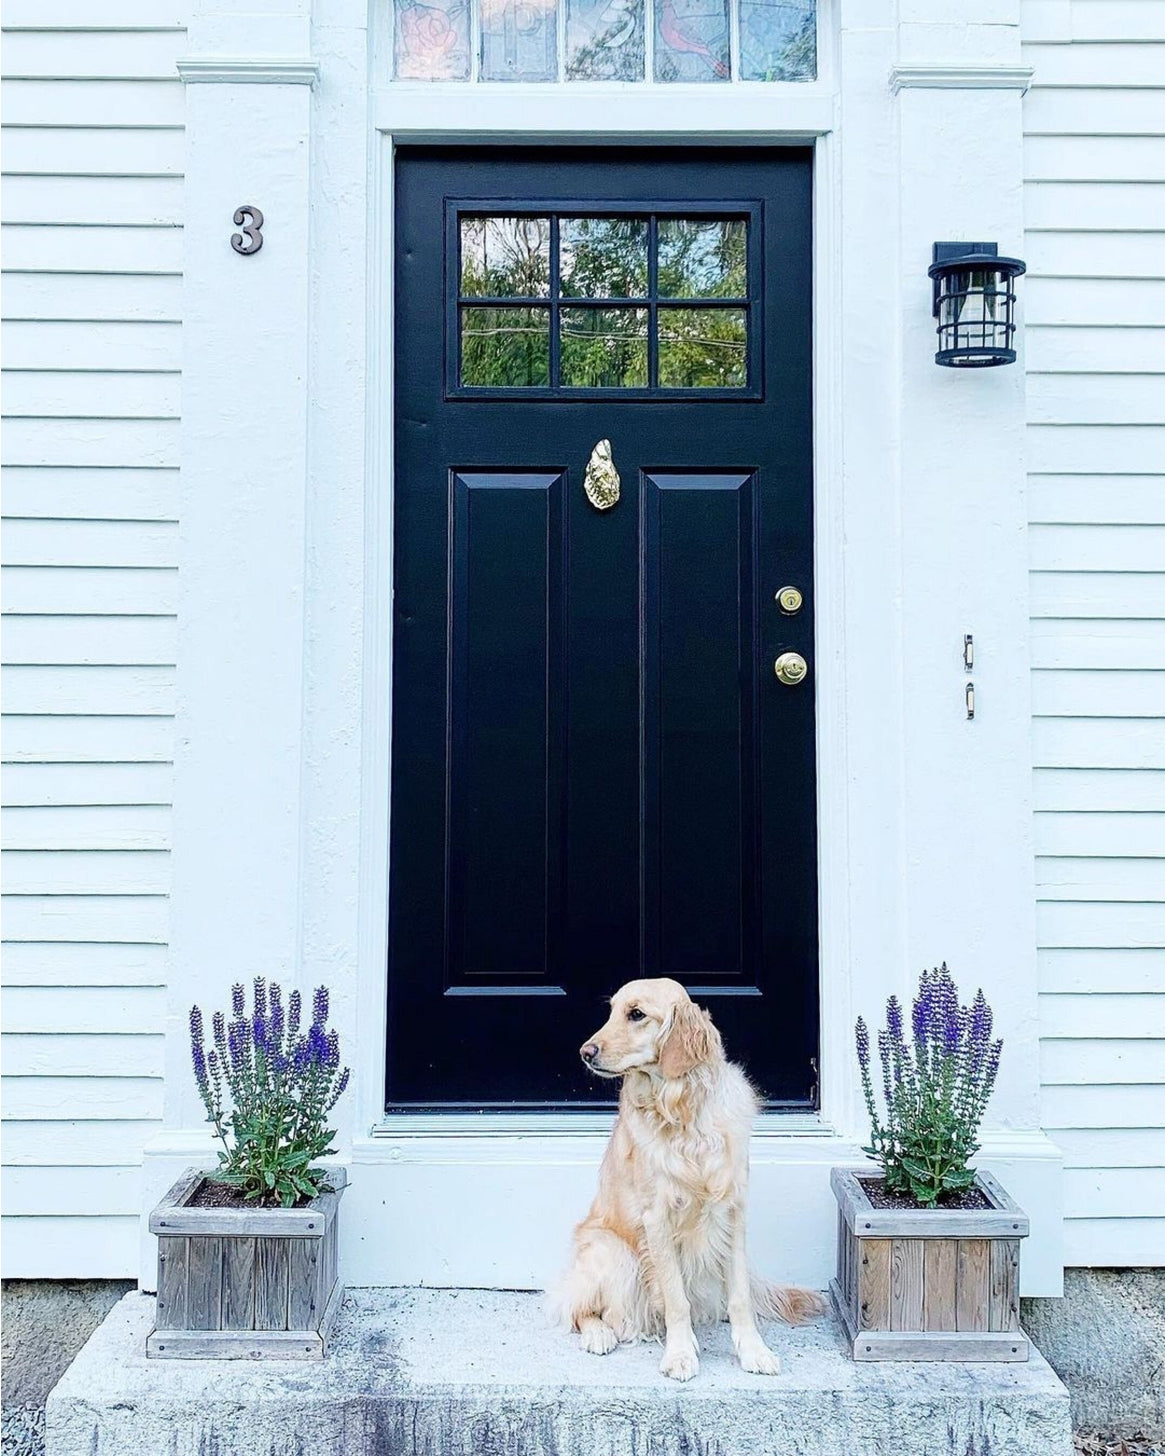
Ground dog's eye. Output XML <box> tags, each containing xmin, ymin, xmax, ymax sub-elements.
<box><xmin>627</xmin><ymin>1007</ymin><xmax>645</xmax><ymax>1022</ymax></box>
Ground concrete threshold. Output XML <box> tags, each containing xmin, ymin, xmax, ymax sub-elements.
<box><xmin>47</xmin><ymin>1287</ymin><xmax>1072</xmax><ymax>1456</ymax></box>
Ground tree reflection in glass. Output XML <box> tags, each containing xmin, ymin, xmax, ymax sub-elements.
<box><xmin>561</xmin><ymin>308</ymin><xmax>649</xmax><ymax>387</ymax></box>
<box><xmin>560</xmin><ymin>218</ymin><xmax>649</xmax><ymax>298</ymax></box>
<box><xmin>658</xmin><ymin>308</ymin><xmax>747</xmax><ymax>387</ymax></box>
<box><xmin>658</xmin><ymin>218</ymin><xmax>746</xmax><ymax>298</ymax></box>
<box><xmin>461</xmin><ymin>217</ymin><xmax>551</xmax><ymax>296</ymax></box>
<box><xmin>461</xmin><ymin>307</ymin><xmax>551</xmax><ymax>386</ymax></box>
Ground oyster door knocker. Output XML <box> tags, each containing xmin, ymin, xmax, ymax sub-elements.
<box><xmin>584</xmin><ymin>439</ymin><xmax>620</xmax><ymax>511</ymax></box>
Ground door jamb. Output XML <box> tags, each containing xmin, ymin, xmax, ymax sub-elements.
<box><xmin>359</xmin><ymin>116</ymin><xmax>845</xmax><ymax>1142</ymax></box>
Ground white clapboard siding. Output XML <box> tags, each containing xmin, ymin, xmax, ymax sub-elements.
<box><xmin>1036</xmin><ymin>770</ymin><xmax>1165</xmax><ymax>813</ymax></box>
<box><xmin>2</xmin><ymin>806</ymin><xmax>172</xmax><ymax>851</ymax></box>
<box><xmin>3</xmin><ymin>616</ymin><xmax>177</xmax><ymax>665</ymax></box>
<box><xmin>3</xmin><ymin>762</ymin><xmax>173</xmax><ymax>805</ymax></box>
<box><xmin>1039</xmin><ymin>948</ymin><xmax>1164</xmax><ymax>995</ymax></box>
<box><xmin>3</xmin><ymin>467</ymin><xmax>179</xmax><ymax>520</ymax></box>
<box><xmin>2</xmin><ymin>985</ymin><xmax>166</xmax><ymax>1035</ymax></box>
<box><xmin>2</xmin><ymin>1118</ymin><xmax>165</xmax><ymax>1168</ymax></box>
<box><xmin>1</xmin><ymin>17</ymin><xmax>184</xmax><ymax>1277</ymax></box>
<box><xmin>1024</xmin><ymin>9</ymin><xmax>1165</xmax><ymax>1269</ymax></box>
<box><xmin>1027</xmin><ymin>326</ymin><xmax>1165</xmax><ymax>373</ymax></box>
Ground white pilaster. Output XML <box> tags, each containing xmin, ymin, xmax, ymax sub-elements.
<box><xmin>144</xmin><ymin>0</ymin><xmax>317</xmax><ymax>1276</ymax></box>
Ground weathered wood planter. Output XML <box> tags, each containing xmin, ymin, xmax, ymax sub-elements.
<box><xmin>829</xmin><ymin>1166</ymin><xmax>1029</xmax><ymax>1362</ymax></box>
<box><xmin>147</xmin><ymin>1166</ymin><xmax>346</xmax><ymax>1359</ymax></box>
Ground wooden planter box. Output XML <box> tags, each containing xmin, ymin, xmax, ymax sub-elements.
<box><xmin>146</xmin><ymin>1166</ymin><xmax>346</xmax><ymax>1359</ymax></box>
<box><xmin>829</xmin><ymin>1166</ymin><xmax>1029</xmax><ymax>1362</ymax></box>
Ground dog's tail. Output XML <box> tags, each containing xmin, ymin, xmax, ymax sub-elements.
<box><xmin>751</xmin><ymin>1276</ymin><xmax>827</xmax><ymax>1325</ymax></box>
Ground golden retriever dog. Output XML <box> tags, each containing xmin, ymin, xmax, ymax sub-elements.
<box><xmin>552</xmin><ymin>978</ymin><xmax>824</xmax><ymax>1382</ymax></box>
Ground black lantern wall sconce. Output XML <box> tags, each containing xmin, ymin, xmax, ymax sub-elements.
<box><xmin>928</xmin><ymin>242</ymin><xmax>1026</xmax><ymax>368</ymax></box>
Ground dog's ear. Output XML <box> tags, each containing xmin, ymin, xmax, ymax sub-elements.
<box><xmin>657</xmin><ymin>999</ymin><xmax>713</xmax><ymax>1079</ymax></box>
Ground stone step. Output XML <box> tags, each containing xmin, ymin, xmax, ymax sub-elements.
<box><xmin>48</xmin><ymin>1288</ymin><xmax>1072</xmax><ymax>1456</ymax></box>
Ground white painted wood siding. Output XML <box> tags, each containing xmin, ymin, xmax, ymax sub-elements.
<box><xmin>1</xmin><ymin>0</ymin><xmax>183</xmax><ymax>1277</ymax></box>
<box><xmin>1024</xmin><ymin>0</ymin><xmax>1165</xmax><ymax>1269</ymax></box>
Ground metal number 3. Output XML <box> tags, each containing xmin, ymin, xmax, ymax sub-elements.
<box><xmin>230</xmin><ymin>205</ymin><xmax>264</xmax><ymax>255</ymax></box>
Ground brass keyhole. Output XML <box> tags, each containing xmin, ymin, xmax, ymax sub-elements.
<box><xmin>774</xmin><ymin>651</ymin><xmax>809</xmax><ymax>686</ymax></box>
<box><xmin>776</xmin><ymin>585</ymin><xmax>803</xmax><ymax>615</ymax></box>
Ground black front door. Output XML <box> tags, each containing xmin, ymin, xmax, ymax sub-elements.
<box><xmin>389</xmin><ymin>147</ymin><xmax>817</xmax><ymax>1109</ymax></box>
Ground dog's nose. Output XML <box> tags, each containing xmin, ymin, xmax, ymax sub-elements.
<box><xmin>580</xmin><ymin>1041</ymin><xmax>599</xmax><ymax>1063</ymax></box>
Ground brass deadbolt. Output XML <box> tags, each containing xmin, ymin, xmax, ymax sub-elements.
<box><xmin>774</xmin><ymin>651</ymin><xmax>809</xmax><ymax>686</ymax></box>
<box><xmin>776</xmin><ymin>585</ymin><xmax>803</xmax><ymax>615</ymax></box>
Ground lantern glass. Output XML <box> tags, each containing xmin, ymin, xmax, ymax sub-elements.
<box><xmin>929</xmin><ymin>244</ymin><xmax>1025</xmax><ymax>368</ymax></box>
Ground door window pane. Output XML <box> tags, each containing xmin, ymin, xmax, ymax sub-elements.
<box><xmin>658</xmin><ymin>218</ymin><xmax>746</xmax><ymax>298</ymax></box>
<box><xmin>565</xmin><ymin>0</ymin><xmax>646</xmax><ymax>79</ymax></box>
<box><xmin>454</xmin><ymin>211</ymin><xmax>752</xmax><ymax>393</ymax></box>
<box><xmin>479</xmin><ymin>0</ymin><xmax>558</xmax><ymax>79</ymax></box>
<box><xmin>394</xmin><ymin>0</ymin><xmax>471</xmax><ymax>79</ymax></box>
<box><xmin>653</xmin><ymin>0</ymin><xmax>730</xmax><ymax>81</ymax></box>
<box><xmin>738</xmin><ymin>0</ymin><xmax>815</xmax><ymax>80</ymax></box>
<box><xmin>560</xmin><ymin>308</ymin><xmax>648</xmax><ymax>387</ymax></box>
<box><xmin>658</xmin><ymin>307</ymin><xmax>747</xmax><ymax>388</ymax></box>
<box><xmin>560</xmin><ymin>218</ymin><xmax>649</xmax><ymax>298</ymax></box>
<box><xmin>461</xmin><ymin>217</ymin><xmax>551</xmax><ymax>297</ymax></box>
<box><xmin>461</xmin><ymin>307</ymin><xmax>551</xmax><ymax>385</ymax></box>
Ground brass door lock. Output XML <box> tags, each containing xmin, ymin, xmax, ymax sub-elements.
<box><xmin>776</xmin><ymin>585</ymin><xmax>803</xmax><ymax>615</ymax></box>
<box><xmin>774</xmin><ymin>651</ymin><xmax>809</xmax><ymax>686</ymax></box>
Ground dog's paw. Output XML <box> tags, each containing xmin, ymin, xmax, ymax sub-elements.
<box><xmin>660</xmin><ymin>1343</ymin><xmax>700</xmax><ymax>1382</ymax></box>
<box><xmin>578</xmin><ymin>1319</ymin><xmax>618</xmax><ymax>1356</ymax></box>
<box><xmin>737</xmin><ymin>1340</ymin><xmax>781</xmax><ymax>1376</ymax></box>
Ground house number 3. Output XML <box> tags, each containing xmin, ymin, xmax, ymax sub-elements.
<box><xmin>230</xmin><ymin>205</ymin><xmax>264</xmax><ymax>255</ymax></box>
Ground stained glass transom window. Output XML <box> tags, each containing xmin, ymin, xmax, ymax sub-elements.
<box><xmin>393</xmin><ymin>0</ymin><xmax>814</xmax><ymax>82</ymax></box>
<box><xmin>453</xmin><ymin>211</ymin><xmax>756</xmax><ymax>396</ymax></box>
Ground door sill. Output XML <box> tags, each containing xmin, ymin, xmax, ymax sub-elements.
<box><xmin>369</xmin><ymin>1109</ymin><xmax>832</xmax><ymax>1138</ymax></box>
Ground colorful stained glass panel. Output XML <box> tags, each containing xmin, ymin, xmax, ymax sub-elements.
<box><xmin>461</xmin><ymin>217</ymin><xmax>551</xmax><ymax>297</ymax></box>
<box><xmin>560</xmin><ymin>217</ymin><xmax>649</xmax><ymax>298</ymax></box>
<box><xmin>480</xmin><ymin>0</ymin><xmax>558</xmax><ymax>80</ymax></box>
<box><xmin>394</xmin><ymin>0</ymin><xmax>471</xmax><ymax>79</ymax></box>
<box><xmin>565</xmin><ymin>0</ymin><xmax>645</xmax><ymax>79</ymax></box>
<box><xmin>658</xmin><ymin>307</ymin><xmax>747</xmax><ymax>388</ymax></box>
<box><xmin>738</xmin><ymin>0</ymin><xmax>815</xmax><ymax>80</ymax></box>
<box><xmin>653</xmin><ymin>0</ymin><xmax>730</xmax><ymax>82</ymax></box>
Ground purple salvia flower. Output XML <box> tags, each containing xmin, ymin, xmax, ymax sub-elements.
<box><xmin>231</xmin><ymin>983</ymin><xmax>245</xmax><ymax>1017</ymax></box>
<box><xmin>253</xmin><ymin>977</ymin><xmax>268</xmax><ymax>1020</ymax></box>
<box><xmin>877</xmin><ymin>1029</ymin><xmax>893</xmax><ymax>1105</ymax></box>
<box><xmin>212</xmin><ymin>1010</ymin><xmax>227</xmax><ymax>1054</ymax></box>
<box><xmin>912</xmin><ymin>975</ymin><xmax>933</xmax><ymax>1047</ymax></box>
<box><xmin>228</xmin><ymin>1018</ymin><xmax>248</xmax><ymax>1073</ymax></box>
<box><xmin>292</xmin><ymin>1037</ymin><xmax>311</xmax><ymax>1077</ymax></box>
<box><xmin>253</xmin><ymin>1013</ymin><xmax>268</xmax><ymax>1051</ymax></box>
<box><xmin>288</xmin><ymin>989</ymin><xmax>302</xmax><ymax>1039</ymax></box>
<box><xmin>189</xmin><ymin>1006</ymin><xmax>209</xmax><ymax>1095</ymax></box>
<box><xmin>325</xmin><ymin>1029</ymin><xmax>340</xmax><ymax>1072</ymax></box>
<box><xmin>307</xmin><ymin>1024</ymin><xmax>328</xmax><ymax>1066</ymax></box>
<box><xmin>269</xmin><ymin>983</ymin><xmax>285</xmax><ymax>1046</ymax></box>
<box><xmin>312</xmin><ymin>986</ymin><xmax>329</xmax><ymax>1030</ymax></box>
<box><xmin>327</xmin><ymin>1066</ymin><xmax>351</xmax><ymax>1112</ymax></box>
<box><xmin>855</xmin><ymin>1017</ymin><xmax>870</xmax><ymax>1073</ymax></box>
<box><xmin>886</xmin><ymin>995</ymin><xmax>904</xmax><ymax>1046</ymax></box>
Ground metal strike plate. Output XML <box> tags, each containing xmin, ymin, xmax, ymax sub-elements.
<box><xmin>777</xmin><ymin>586</ymin><xmax>804</xmax><ymax>615</ymax></box>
